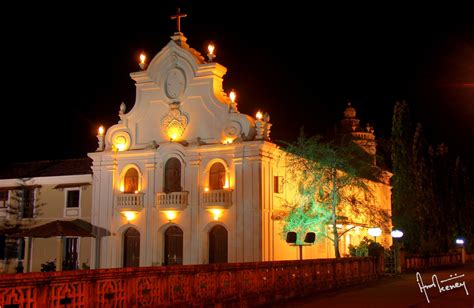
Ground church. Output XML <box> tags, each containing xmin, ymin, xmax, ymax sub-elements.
<box><xmin>0</xmin><ymin>11</ymin><xmax>392</xmax><ymax>272</ymax></box>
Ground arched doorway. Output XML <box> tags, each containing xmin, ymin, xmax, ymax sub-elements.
<box><xmin>164</xmin><ymin>158</ymin><xmax>182</xmax><ymax>193</ymax></box>
<box><xmin>209</xmin><ymin>225</ymin><xmax>228</xmax><ymax>263</ymax></box>
<box><xmin>164</xmin><ymin>226</ymin><xmax>183</xmax><ymax>265</ymax></box>
<box><xmin>123</xmin><ymin>227</ymin><xmax>140</xmax><ymax>267</ymax></box>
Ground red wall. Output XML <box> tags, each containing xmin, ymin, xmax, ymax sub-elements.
<box><xmin>0</xmin><ymin>258</ymin><xmax>377</xmax><ymax>307</ymax></box>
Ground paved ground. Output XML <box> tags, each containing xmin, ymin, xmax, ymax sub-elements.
<box><xmin>276</xmin><ymin>263</ymin><xmax>474</xmax><ymax>307</ymax></box>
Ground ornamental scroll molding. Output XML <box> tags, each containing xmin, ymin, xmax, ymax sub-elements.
<box><xmin>161</xmin><ymin>103</ymin><xmax>189</xmax><ymax>139</ymax></box>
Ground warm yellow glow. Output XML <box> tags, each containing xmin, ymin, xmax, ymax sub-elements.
<box><xmin>256</xmin><ymin>111</ymin><xmax>263</xmax><ymax>120</ymax></box>
<box><xmin>208</xmin><ymin>43</ymin><xmax>215</xmax><ymax>55</ymax></box>
<box><xmin>167</xmin><ymin>126</ymin><xmax>182</xmax><ymax>141</ymax></box>
<box><xmin>134</xmin><ymin>190</ymin><xmax>139</xmax><ymax>194</ymax></box>
<box><xmin>114</xmin><ymin>136</ymin><xmax>127</xmax><ymax>151</ymax></box>
<box><xmin>223</xmin><ymin>178</ymin><xmax>229</xmax><ymax>189</ymax></box>
<box><xmin>204</xmin><ymin>187</ymin><xmax>209</xmax><ymax>192</ymax></box>
<box><xmin>139</xmin><ymin>53</ymin><xmax>146</xmax><ymax>64</ymax></box>
<box><xmin>346</xmin><ymin>224</ymin><xmax>354</xmax><ymax>229</ymax></box>
<box><xmin>98</xmin><ymin>125</ymin><xmax>105</xmax><ymax>136</ymax></box>
<box><xmin>119</xmin><ymin>184</ymin><xmax>125</xmax><ymax>193</ymax></box>
<box><xmin>122</xmin><ymin>211</ymin><xmax>137</xmax><ymax>221</ymax></box>
<box><xmin>209</xmin><ymin>209</ymin><xmax>223</xmax><ymax>221</ymax></box>
<box><xmin>223</xmin><ymin>138</ymin><xmax>234</xmax><ymax>144</ymax></box>
<box><xmin>163</xmin><ymin>211</ymin><xmax>177</xmax><ymax>221</ymax></box>
<box><xmin>229</xmin><ymin>90</ymin><xmax>236</xmax><ymax>103</ymax></box>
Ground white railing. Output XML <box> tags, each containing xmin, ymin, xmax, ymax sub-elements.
<box><xmin>202</xmin><ymin>189</ymin><xmax>233</xmax><ymax>209</ymax></box>
<box><xmin>156</xmin><ymin>191</ymin><xmax>189</xmax><ymax>210</ymax></box>
<box><xmin>115</xmin><ymin>193</ymin><xmax>145</xmax><ymax>212</ymax></box>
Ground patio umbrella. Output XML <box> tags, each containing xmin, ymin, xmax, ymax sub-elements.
<box><xmin>12</xmin><ymin>219</ymin><xmax>110</xmax><ymax>238</ymax></box>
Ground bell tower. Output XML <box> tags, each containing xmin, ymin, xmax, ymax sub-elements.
<box><xmin>338</xmin><ymin>103</ymin><xmax>377</xmax><ymax>164</ymax></box>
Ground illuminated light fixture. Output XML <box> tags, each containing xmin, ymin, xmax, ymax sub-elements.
<box><xmin>98</xmin><ymin>125</ymin><xmax>105</xmax><ymax>136</ymax></box>
<box><xmin>256</xmin><ymin>111</ymin><xmax>263</xmax><ymax>120</ymax></box>
<box><xmin>456</xmin><ymin>238</ymin><xmax>464</xmax><ymax>245</ymax></box>
<box><xmin>139</xmin><ymin>53</ymin><xmax>146</xmax><ymax>70</ymax></box>
<box><xmin>163</xmin><ymin>210</ymin><xmax>177</xmax><ymax>222</ymax></box>
<box><xmin>122</xmin><ymin>211</ymin><xmax>138</xmax><ymax>221</ymax></box>
<box><xmin>229</xmin><ymin>90</ymin><xmax>236</xmax><ymax>103</ymax></box>
<box><xmin>207</xmin><ymin>42</ymin><xmax>216</xmax><ymax>62</ymax></box>
<box><xmin>223</xmin><ymin>138</ymin><xmax>234</xmax><ymax>145</ymax></box>
<box><xmin>114</xmin><ymin>136</ymin><xmax>127</xmax><ymax>151</ymax></box>
<box><xmin>119</xmin><ymin>184</ymin><xmax>125</xmax><ymax>193</ymax></box>
<box><xmin>368</xmin><ymin>227</ymin><xmax>382</xmax><ymax>237</ymax></box>
<box><xmin>209</xmin><ymin>209</ymin><xmax>223</xmax><ymax>221</ymax></box>
<box><xmin>204</xmin><ymin>187</ymin><xmax>209</xmax><ymax>192</ymax></box>
<box><xmin>391</xmin><ymin>230</ymin><xmax>404</xmax><ymax>239</ymax></box>
<box><xmin>134</xmin><ymin>190</ymin><xmax>139</xmax><ymax>194</ymax></box>
<box><xmin>223</xmin><ymin>179</ymin><xmax>229</xmax><ymax>189</ymax></box>
<box><xmin>166</xmin><ymin>123</ymin><xmax>184</xmax><ymax>141</ymax></box>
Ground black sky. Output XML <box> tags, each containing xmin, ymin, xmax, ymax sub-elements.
<box><xmin>1</xmin><ymin>3</ymin><xmax>473</xmax><ymax>173</ymax></box>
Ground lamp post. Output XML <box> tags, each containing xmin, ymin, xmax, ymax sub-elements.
<box><xmin>456</xmin><ymin>238</ymin><xmax>465</xmax><ymax>264</ymax></box>
<box><xmin>368</xmin><ymin>227</ymin><xmax>382</xmax><ymax>243</ymax></box>
<box><xmin>391</xmin><ymin>229</ymin><xmax>404</xmax><ymax>274</ymax></box>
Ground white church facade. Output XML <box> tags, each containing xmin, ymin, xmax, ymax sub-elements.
<box><xmin>88</xmin><ymin>30</ymin><xmax>392</xmax><ymax>269</ymax></box>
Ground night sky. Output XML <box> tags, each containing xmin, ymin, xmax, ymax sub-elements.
<box><xmin>2</xmin><ymin>3</ymin><xmax>473</xmax><ymax>174</ymax></box>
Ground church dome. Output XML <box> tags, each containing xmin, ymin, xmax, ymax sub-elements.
<box><xmin>343</xmin><ymin>103</ymin><xmax>356</xmax><ymax>118</ymax></box>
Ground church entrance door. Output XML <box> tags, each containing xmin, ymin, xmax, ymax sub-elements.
<box><xmin>164</xmin><ymin>226</ymin><xmax>183</xmax><ymax>265</ymax></box>
<box><xmin>123</xmin><ymin>227</ymin><xmax>140</xmax><ymax>267</ymax></box>
<box><xmin>209</xmin><ymin>225</ymin><xmax>228</xmax><ymax>263</ymax></box>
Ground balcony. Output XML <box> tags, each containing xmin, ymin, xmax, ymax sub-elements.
<box><xmin>202</xmin><ymin>189</ymin><xmax>233</xmax><ymax>209</ymax></box>
<box><xmin>115</xmin><ymin>193</ymin><xmax>145</xmax><ymax>212</ymax></box>
<box><xmin>156</xmin><ymin>191</ymin><xmax>188</xmax><ymax>211</ymax></box>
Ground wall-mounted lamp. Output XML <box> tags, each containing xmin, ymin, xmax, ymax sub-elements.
<box><xmin>163</xmin><ymin>210</ymin><xmax>178</xmax><ymax>222</ymax></box>
<box><xmin>208</xmin><ymin>209</ymin><xmax>223</xmax><ymax>221</ymax></box>
<box><xmin>122</xmin><ymin>211</ymin><xmax>138</xmax><ymax>222</ymax></box>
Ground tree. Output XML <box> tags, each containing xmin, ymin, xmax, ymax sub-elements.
<box><xmin>282</xmin><ymin>133</ymin><xmax>390</xmax><ymax>258</ymax></box>
<box><xmin>412</xmin><ymin>124</ymin><xmax>440</xmax><ymax>254</ymax></box>
<box><xmin>391</xmin><ymin>101</ymin><xmax>419</xmax><ymax>252</ymax></box>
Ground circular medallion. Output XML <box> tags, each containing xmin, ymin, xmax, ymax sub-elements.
<box><xmin>165</xmin><ymin>68</ymin><xmax>186</xmax><ymax>99</ymax></box>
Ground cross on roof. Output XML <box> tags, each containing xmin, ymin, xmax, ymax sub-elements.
<box><xmin>170</xmin><ymin>8</ymin><xmax>187</xmax><ymax>33</ymax></box>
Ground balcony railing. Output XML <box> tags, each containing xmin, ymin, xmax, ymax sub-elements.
<box><xmin>115</xmin><ymin>193</ymin><xmax>145</xmax><ymax>212</ymax></box>
<box><xmin>202</xmin><ymin>189</ymin><xmax>233</xmax><ymax>209</ymax></box>
<box><xmin>156</xmin><ymin>191</ymin><xmax>188</xmax><ymax>211</ymax></box>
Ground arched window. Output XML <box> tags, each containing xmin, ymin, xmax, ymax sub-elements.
<box><xmin>123</xmin><ymin>227</ymin><xmax>140</xmax><ymax>267</ymax></box>
<box><xmin>209</xmin><ymin>163</ymin><xmax>226</xmax><ymax>190</ymax></box>
<box><xmin>164</xmin><ymin>226</ymin><xmax>183</xmax><ymax>265</ymax></box>
<box><xmin>164</xmin><ymin>158</ymin><xmax>182</xmax><ymax>193</ymax></box>
<box><xmin>124</xmin><ymin>168</ymin><xmax>139</xmax><ymax>193</ymax></box>
<box><xmin>209</xmin><ymin>225</ymin><xmax>228</xmax><ymax>264</ymax></box>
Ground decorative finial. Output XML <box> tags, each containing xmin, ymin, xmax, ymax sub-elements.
<box><xmin>139</xmin><ymin>53</ymin><xmax>147</xmax><ymax>70</ymax></box>
<box><xmin>207</xmin><ymin>42</ymin><xmax>216</xmax><ymax>62</ymax></box>
<box><xmin>97</xmin><ymin>126</ymin><xmax>105</xmax><ymax>151</ymax></box>
<box><xmin>170</xmin><ymin>8</ymin><xmax>187</xmax><ymax>34</ymax></box>
<box><xmin>119</xmin><ymin>102</ymin><xmax>126</xmax><ymax>115</ymax></box>
<box><xmin>229</xmin><ymin>90</ymin><xmax>238</xmax><ymax>112</ymax></box>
